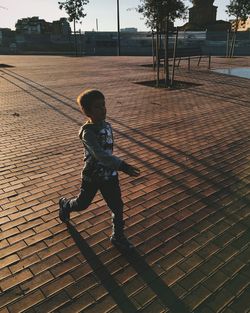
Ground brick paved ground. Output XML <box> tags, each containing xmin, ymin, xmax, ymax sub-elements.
<box><xmin>0</xmin><ymin>55</ymin><xmax>249</xmax><ymax>313</ymax></box>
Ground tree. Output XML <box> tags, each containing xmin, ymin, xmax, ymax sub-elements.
<box><xmin>58</xmin><ymin>0</ymin><xmax>89</xmax><ymax>56</ymax></box>
<box><xmin>138</xmin><ymin>0</ymin><xmax>186</xmax><ymax>87</ymax></box>
<box><xmin>226</xmin><ymin>0</ymin><xmax>250</xmax><ymax>57</ymax></box>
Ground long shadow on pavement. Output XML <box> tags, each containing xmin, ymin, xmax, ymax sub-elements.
<box><xmin>66</xmin><ymin>222</ymin><xmax>138</xmax><ymax>313</ymax></box>
<box><xmin>67</xmin><ymin>222</ymin><xmax>191</xmax><ymax>313</ymax></box>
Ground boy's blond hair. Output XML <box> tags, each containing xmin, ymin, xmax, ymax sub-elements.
<box><xmin>77</xmin><ymin>89</ymin><xmax>104</xmax><ymax>115</ymax></box>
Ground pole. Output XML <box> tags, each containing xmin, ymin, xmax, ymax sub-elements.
<box><xmin>156</xmin><ymin>26</ymin><xmax>160</xmax><ymax>87</ymax></box>
<box><xmin>226</xmin><ymin>29</ymin><xmax>230</xmax><ymax>57</ymax></box>
<box><xmin>79</xmin><ymin>29</ymin><xmax>82</xmax><ymax>56</ymax></box>
<box><xmin>96</xmin><ymin>18</ymin><xmax>99</xmax><ymax>31</ymax></box>
<box><xmin>117</xmin><ymin>0</ymin><xmax>121</xmax><ymax>56</ymax></box>
<box><xmin>171</xmin><ymin>28</ymin><xmax>179</xmax><ymax>87</ymax></box>
<box><xmin>165</xmin><ymin>17</ymin><xmax>170</xmax><ymax>87</ymax></box>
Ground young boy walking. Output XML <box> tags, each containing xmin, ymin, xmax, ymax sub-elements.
<box><xmin>59</xmin><ymin>89</ymin><xmax>140</xmax><ymax>249</ymax></box>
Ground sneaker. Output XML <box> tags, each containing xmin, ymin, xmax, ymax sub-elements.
<box><xmin>59</xmin><ymin>197</ymin><xmax>70</xmax><ymax>223</ymax></box>
<box><xmin>110</xmin><ymin>236</ymin><xmax>134</xmax><ymax>250</ymax></box>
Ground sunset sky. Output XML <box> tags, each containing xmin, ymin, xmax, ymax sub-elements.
<box><xmin>0</xmin><ymin>0</ymin><xmax>231</xmax><ymax>32</ymax></box>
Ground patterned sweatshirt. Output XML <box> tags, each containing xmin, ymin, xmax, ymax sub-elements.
<box><xmin>79</xmin><ymin>121</ymin><xmax>122</xmax><ymax>181</ymax></box>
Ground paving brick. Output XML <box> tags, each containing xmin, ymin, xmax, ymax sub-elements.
<box><xmin>44</xmin><ymin>230</ymin><xmax>71</xmax><ymax>247</ymax></box>
<box><xmin>1</xmin><ymin>269</ymin><xmax>33</xmax><ymax>291</ymax></box>
<box><xmin>179</xmin><ymin>253</ymin><xmax>203</xmax><ymax>273</ymax></box>
<box><xmin>179</xmin><ymin>269</ymin><xmax>206</xmax><ymax>291</ymax></box>
<box><xmin>59</xmin><ymin>292</ymin><xmax>94</xmax><ymax>313</ymax></box>
<box><xmin>17</xmin><ymin>242</ymin><xmax>46</xmax><ymax>259</ymax></box>
<box><xmin>34</xmin><ymin>291</ymin><xmax>70</xmax><ymax>313</ymax></box>
<box><xmin>203</xmin><ymin>270</ymin><xmax>231</xmax><ymax>293</ymax></box>
<box><xmin>37</xmin><ymin>241</ymin><xmax>66</xmax><ymax>259</ymax></box>
<box><xmin>17</xmin><ymin>218</ymin><xmax>43</xmax><ymax>232</ymax></box>
<box><xmin>0</xmin><ymin>287</ymin><xmax>23</xmax><ymax>309</ymax></box>
<box><xmin>87</xmin><ymin>284</ymin><xmax>109</xmax><ymax>302</ymax></box>
<box><xmin>0</xmin><ymin>239</ymin><xmax>9</xmax><ymax>249</ymax></box>
<box><xmin>7</xmin><ymin>229</ymin><xmax>35</xmax><ymax>245</ymax></box>
<box><xmin>206</xmin><ymin>287</ymin><xmax>235</xmax><ymax>312</ymax></box>
<box><xmin>30</xmin><ymin>254</ymin><xmax>61</xmax><ymax>275</ymax></box>
<box><xmin>1</xmin><ymin>241</ymin><xmax>27</xmax><ymax>259</ymax></box>
<box><xmin>0</xmin><ymin>254</ymin><xmax>19</xmax><ymax>270</ymax></box>
<box><xmin>7</xmin><ymin>290</ymin><xmax>45</xmax><ymax>313</ymax></box>
<box><xmin>177</xmin><ymin>240</ymin><xmax>200</xmax><ymax>257</ymax></box>
<box><xmin>20</xmin><ymin>270</ymin><xmax>54</xmax><ymax>292</ymax></box>
<box><xmin>24</xmin><ymin>230</ymin><xmax>51</xmax><ymax>245</ymax></box>
<box><xmin>228</xmin><ymin>287</ymin><xmax>250</xmax><ymax>313</ymax></box>
<box><xmin>158</xmin><ymin>251</ymin><xmax>184</xmax><ymax>271</ymax></box>
<box><xmin>226</xmin><ymin>273</ymin><xmax>249</xmax><ymax>297</ymax></box>
<box><xmin>122</xmin><ymin>276</ymin><xmax>146</xmax><ymax>297</ymax></box>
<box><xmin>42</xmin><ymin>275</ymin><xmax>74</xmax><ymax>298</ymax></box>
<box><xmin>184</xmin><ymin>285</ymin><xmax>211</xmax><ymax>311</ymax></box>
<box><xmin>161</xmin><ymin>266</ymin><xmax>186</xmax><ymax>286</ymax></box>
<box><xmin>198</xmin><ymin>255</ymin><xmax>224</xmax><ymax>276</ymax></box>
<box><xmin>50</xmin><ymin>256</ymin><xmax>81</xmax><ymax>278</ymax></box>
<box><xmin>171</xmin><ymin>283</ymin><xmax>187</xmax><ymax>298</ymax></box>
<box><xmin>70</xmin><ymin>261</ymin><xmax>93</xmax><ymax>281</ymax></box>
<box><xmin>1</xmin><ymin>218</ymin><xmax>27</xmax><ymax>232</ymax></box>
<box><xmin>133</xmin><ymin>286</ymin><xmax>156</xmax><ymax>307</ymax></box>
<box><xmin>0</xmin><ymin>267</ymin><xmax>12</xmax><ymax>281</ymax></box>
<box><xmin>9</xmin><ymin>254</ymin><xmax>39</xmax><ymax>274</ymax></box>
<box><xmin>221</xmin><ymin>257</ymin><xmax>245</xmax><ymax>278</ymax></box>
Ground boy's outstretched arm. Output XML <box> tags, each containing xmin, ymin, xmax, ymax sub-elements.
<box><xmin>119</xmin><ymin>162</ymin><xmax>140</xmax><ymax>177</ymax></box>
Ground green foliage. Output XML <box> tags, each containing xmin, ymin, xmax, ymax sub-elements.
<box><xmin>58</xmin><ymin>0</ymin><xmax>89</xmax><ymax>22</ymax></box>
<box><xmin>138</xmin><ymin>0</ymin><xmax>187</xmax><ymax>30</ymax></box>
<box><xmin>226</xmin><ymin>0</ymin><xmax>250</xmax><ymax>22</ymax></box>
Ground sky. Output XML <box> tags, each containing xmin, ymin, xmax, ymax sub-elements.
<box><xmin>0</xmin><ymin>0</ymin><xmax>231</xmax><ymax>32</ymax></box>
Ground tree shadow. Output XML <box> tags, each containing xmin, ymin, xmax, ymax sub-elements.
<box><xmin>4</xmin><ymin>69</ymin><xmax>248</xmax><ymax>212</ymax></box>
<box><xmin>4</xmin><ymin>70</ymin><xmax>248</xmax><ymax>219</ymax></box>
<box><xmin>109</xmin><ymin>117</ymin><xmax>249</xmax><ymax>208</ymax></box>
<box><xmin>67</xmin><ymin>222</ymin><xmax>191</xmax><ymax>313</ymax></box>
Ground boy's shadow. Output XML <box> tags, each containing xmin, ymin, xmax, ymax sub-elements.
<box><xmin>67</xmin><ymin>222</ymin><xmax>191</xmax><ymax>313</ymax></box>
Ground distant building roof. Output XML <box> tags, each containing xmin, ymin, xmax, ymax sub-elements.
<box><xmin>121</xmin><ymin>28</ymin><xmax>138</xmax><ymax>33</ymax></box>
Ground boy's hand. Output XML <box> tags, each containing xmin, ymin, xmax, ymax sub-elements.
<box><xmin>120</xmin><ymin>162</ymin><xmax>140</xmax><ymax>177</ymax></box>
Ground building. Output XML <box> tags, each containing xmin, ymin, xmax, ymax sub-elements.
<box><xmin>189</xmin><ymin>0</ymin><xmax>217</xmax><ymax>27</ymax></box>
<box><xmin>0</xmin><ymin>28</ymin><xmax>15</xmax><ymax>47</ymax></box>
<box><xmin>15</xmin><ymin>17</ymin><xmax>50</xmax><ymax>34</ymax></box>
<box><xmin>121</xmin><ymin>28</ymin><xmax>138</xmax><ymax>33</ymax></box>
<box><xmin>51</xmin><ymin>18</ymin><xmax>71</xmax><ymax>36</ymax></box>
<box><xmin>15</xmin><ymin>17</ymin><xmax>71</xmax><ymax>35</ymax></box>
<box><xmin>181</xmin><ymin>0</ymin><xmax>230</xmax><ymax>31</ymax></box>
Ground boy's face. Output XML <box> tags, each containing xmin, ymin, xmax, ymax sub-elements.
<box><xmin>88</xmin><ymin>97</ymin><xmax>106</xmax><ymax>123</ymax></box>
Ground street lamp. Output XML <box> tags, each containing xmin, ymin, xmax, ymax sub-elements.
<box><xmin>117</xmin><ymin>0</ymin><xmax>120</xmax><ymax>56</ymax></box>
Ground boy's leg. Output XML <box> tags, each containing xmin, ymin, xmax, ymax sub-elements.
<box><xmin>59</xmin><ymin>179</ymin><xmax>98</xmax><ymax>222</ymax></box>
<box><xmin>100</xmin><ymin>176</ymin><xmax>133</xmax><ymax>249</ymax></box>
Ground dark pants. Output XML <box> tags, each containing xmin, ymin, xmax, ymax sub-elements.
<box><xmin>68</xmin><ymin>175</ymin><xmax>124</xmax><ymax>238</ymax></box>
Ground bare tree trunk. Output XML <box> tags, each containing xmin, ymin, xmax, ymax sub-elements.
<box><xmin>74</xmin><ymin>19</ymin><xmax>77</xmax><ymax>57</ymax></box>
<box><xmin>230</xmin><ymin>30</ymin><xmax>237</xmax><ymax>58</ymax></box>
<box><xmin>152</xmin><ymin>31</ymin><xmax>156</xmax><ymax>71</ymax></box>
<box><xmin>156</xmin><ymin>26</ymin><xmax>160</xmax><ymax>87</ymax></box>
<box><xmin>229</xmin><ymin>18</ymin><xmax>239</xmax><ymax>58</ymax></box>
<box><xmin>171</xmin><ymin>28</ymin><xmax>179</xmax><ymax>86</ymax></box>
<box><xmin>164</xmin><ymin>17</ymin><xmax>170</xmax><ymax>87</ymax></box>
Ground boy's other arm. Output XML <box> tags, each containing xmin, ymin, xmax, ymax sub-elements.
<box><xmin>82</xmin><ymin>129</ymin><xmax>140</xmax><ymax>177</ymax></box>
<box><xmin>82</xmin><ymin>129</ymin><xmax>122</xmax><ymax>170</ymax></box>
